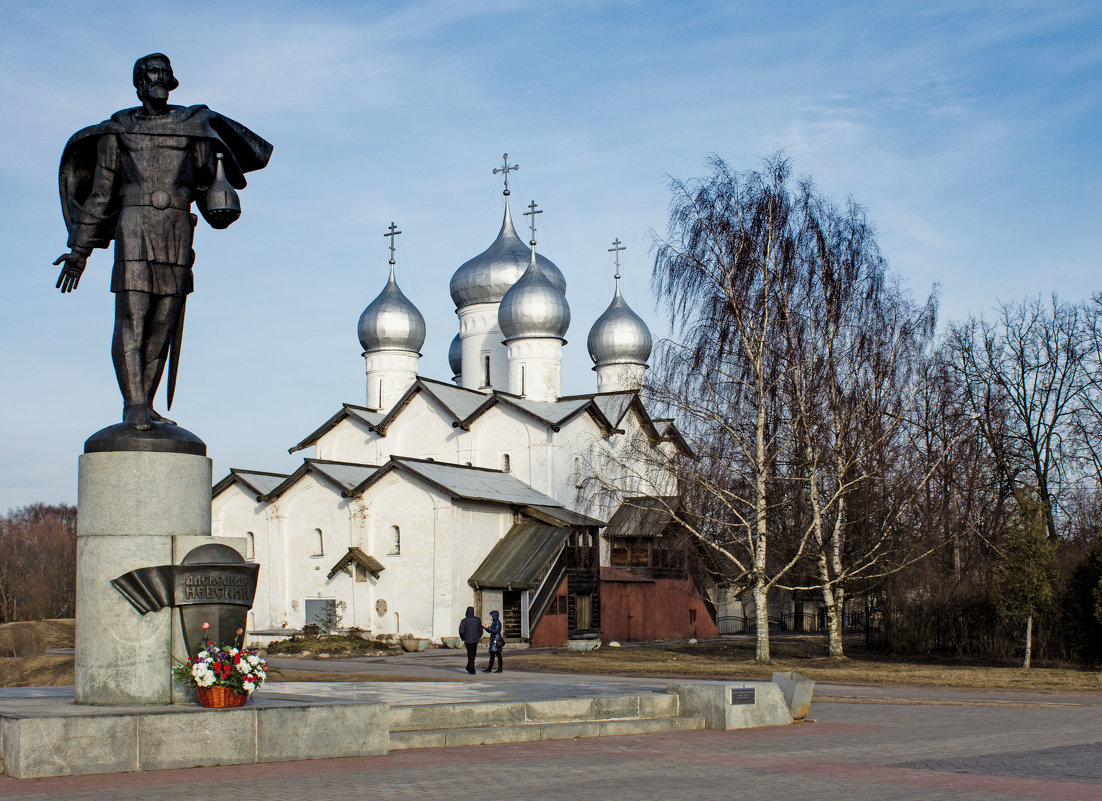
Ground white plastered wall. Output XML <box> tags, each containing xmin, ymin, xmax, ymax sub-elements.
<box><xmin>315</xmin><ymin>417</ymin><xmax>382</xmax><ymax>464</ymax></box>
<box><xmin>211</xmin><ymin>483</ymin><xmax>274</xmax><ymax>632</ymax></box>
<box><xmin>262</xmin><ymin>475</ymin><xmax>360</xmax><ymax>631</ymax></box>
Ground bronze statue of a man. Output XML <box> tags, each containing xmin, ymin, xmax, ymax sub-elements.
<box><xmin>55</xmin><ymin>53</ymin><xmax>272</xmax><ymax>431</ymax></box>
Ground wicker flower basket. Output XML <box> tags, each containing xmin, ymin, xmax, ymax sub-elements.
<box><xmin>197</xmin><ymin>686</ymin><xmax>247</xmax><ymax>708</ymax></box>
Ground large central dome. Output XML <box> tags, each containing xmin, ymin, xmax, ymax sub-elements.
<box><xmin>450</xmin><ymin>203</ymin><xmax>566</xmax><ymax>308</ymax></box>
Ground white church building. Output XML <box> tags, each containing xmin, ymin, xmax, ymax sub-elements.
<box><xmin>212</xmin><ymin>174</ymin><xmax>714</xmax><ymax>646</ymax></box>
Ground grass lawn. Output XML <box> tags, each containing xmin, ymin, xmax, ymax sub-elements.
<box><xmin>3</xmin><ymin>620</ymin><xmax>1099</xmax><ymax>693</ymax></box>
<box><xmin>505</xmin><ymin>636</ymin><xmax>1102</xmax><ymax>694</ymax></box>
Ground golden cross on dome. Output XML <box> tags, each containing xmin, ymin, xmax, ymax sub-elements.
<box><xmin>383</xmin><ymin>221</ymin><xmax>402</xmax><ymax>277</ymax></box>
<box><xmin>523</xmin><ymin>200</ymin><xmax>542</xmax><ymax>248</ymax></box>
<box><xmin>493</xmin><ymin>153</ymin><xmax>519</xmax><ymax>196</ymax></box>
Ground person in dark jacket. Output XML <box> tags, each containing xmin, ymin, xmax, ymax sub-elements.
<box><xmin>458</xmin><ymin>606</ymin><xmax>482</xmax><ymax>674</ymax></box>
<box><xmin>482</xmin><ymin>610</ymin><xmax>504</xmax><ymax>673</ymax></box>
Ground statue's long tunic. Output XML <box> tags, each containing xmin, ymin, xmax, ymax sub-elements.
<box><xmin>59</xmin><ymin>105</ymin><xmax>272</xmax><ymax>296</ymax></box>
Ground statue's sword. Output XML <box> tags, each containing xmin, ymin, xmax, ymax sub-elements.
<box><xmin>166</xmin><ymin>300</ymin><xmax>185</xmax><ymax>411</ymax></box>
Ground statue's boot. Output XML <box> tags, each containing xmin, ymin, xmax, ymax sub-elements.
<box><xmin>149</xmin><ymin>407</ymin><xmax>177</xmax><ymax>425</ymax></box>
<box><xmin>124</xmin><ymin>403</ymin><xmax>153</xmax><ymax>431</ymax></box>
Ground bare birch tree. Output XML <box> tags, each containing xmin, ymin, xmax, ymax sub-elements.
<box><xmin>645</xmin><ymin>155</ymin><xmax>819</xmax><ymax>661</ymax></box>
<box><xmin>777</xmin><ymin>193</ymin><xmax>938</xmax><ymax>658</ymax></box>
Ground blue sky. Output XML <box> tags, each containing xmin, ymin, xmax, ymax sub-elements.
<box><xmin>1</xmin><ymin>1</ymin><xmax>1099</xmax><ymax>511</ymax></box>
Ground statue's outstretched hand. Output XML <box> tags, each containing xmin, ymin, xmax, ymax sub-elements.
<box><xmin>54</xmin><ymin>252</ymin><xmax>87</xmax><ymax>293</ymax></box>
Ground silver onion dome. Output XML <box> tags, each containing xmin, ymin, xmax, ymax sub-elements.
<box><xmin>450</xmin><ymin>203</ymin><xmax>566</xmax><ymax>308</ymax></box>
<box><xmin>499</xmin><ymin>255</ymin><xmax>571</xmax><ymax>341</ymax></box>
<box><xmin>448</xmin><ymin>332</ymin><xmax>462</xmax><ymax>376</ymax></box>
<box><xmin>357</xmin><ymin>272</ymin><xmax>426</xmax><ymax>353</ymax></box>
<box><xmin>588</xmin><ymin>283</ymin><xmax>652</xmax><ymax>366</ymax></box>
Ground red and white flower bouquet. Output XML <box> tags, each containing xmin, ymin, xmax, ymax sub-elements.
<box><xmin>172</xmin><ymin>623</ymin><xmax>268</xmax><ymax>708</ymax></box>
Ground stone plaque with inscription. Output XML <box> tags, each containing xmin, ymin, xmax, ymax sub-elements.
<box><xmin>111</xmin><ymin>542</ymin><xmax>258</xmax><ymax>657</ymax></box>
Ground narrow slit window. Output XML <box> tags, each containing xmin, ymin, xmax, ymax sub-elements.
<box><xmin>312</xmin><ymin>528</ymin><xmax>324</xmax><ymax>557</ymax></box>
<box><xmin>502</xmin><ymin>453</ymin><xmax>511</xmax><ymax>473</ymax></box>
<box><xmin>390</xmin><ymin>525</ymin><xmax>401</xmax><ymax>555</ymax></box>
<box><xmin>246</xmin><ymin>531</ymin><xmax>255</xmax><ymax>560</ymax></box>
<box><xmin>482</xmin><ymin>354</ymin><xmax>491</xmax><ymax>387</ymax></box>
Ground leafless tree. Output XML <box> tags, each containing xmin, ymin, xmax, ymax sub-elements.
<box><xmin>642</xmin><ymin>155</ymin><xmax>832</xmax><ymax>661</ymax></box>
<box><xmin>0</xmin><ymin>504</ymin><xmax>77</xmax><ymax>622</ymax></box>
<box><xmin>775</xmin><ymin>191</ymin><xmax>939</xmax><ymax>657</ymax></box>
<box><xmin>1072</xmin><ymin>294</ymin><xmax>1102</xmax><ymax>492</ymax></box>
<box><xmin>948</xmin><ymin>295</ymin><xmax>1089</xmax><ymax>540</ymax></box>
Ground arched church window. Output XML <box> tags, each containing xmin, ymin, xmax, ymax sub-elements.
<box><xmin>574</xmin><ymin>456</ymin><xmax>582</xmax><ymax>488</ymax></box>
<box><xmin>312</xmin><ymin>528</ymin><xmax>324</xmax><ymax>557</ymax></box>
<box><xmin>520</xmin><ymin>364</ymin><xmax>526</xmax><ymax>396</ymax></box>
<box><xmin>246</xmin><ymin>531</ymin><xmax>255</xmax><ymax>560</ymax></box>
<box><xmin>502</xmin><ymin>453</ymin><xmax>511</xmax><ymax>472</ymax></box>
<box><xmin>390</xmin><ymin>525</ymin><xmax>401</xmax><ymax>555</ymax></box>
<box><xmin>482</xmin><ymin>354</ymin><xmax>491</xmax><ymax>387</ymax></box>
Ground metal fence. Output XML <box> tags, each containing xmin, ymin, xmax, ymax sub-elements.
<box><xmin>718</xmin><ymin>611</ymin><xmax>873</xmax><ymax>636</ymax></box>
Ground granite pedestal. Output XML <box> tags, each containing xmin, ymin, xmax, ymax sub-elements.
<box><xmin>75</xmin><ymin>449</ymin><xmax>212</xmax><ymax>705</ymax></box>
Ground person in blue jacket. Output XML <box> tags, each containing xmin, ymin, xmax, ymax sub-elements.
<box><xmin>482</xmin><ymin>610</ymin><xmax>504</xmax><ymax>673</ymax></box>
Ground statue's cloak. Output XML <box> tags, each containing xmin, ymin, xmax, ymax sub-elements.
<box><xmin>58</xmin><ymin>105</ymin><xmax>273</xmax><ymax>244</ymax></box>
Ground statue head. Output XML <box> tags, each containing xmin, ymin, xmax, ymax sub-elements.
<box><xmin>133</xmin><ymin>53</ymin><xmax>178</xmax><ymax>103</ymax></box>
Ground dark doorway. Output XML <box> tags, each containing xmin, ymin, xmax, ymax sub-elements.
<box><xmin>502</xmin><ymin>591</ymin><xmax>522</xmax><ymax>639</ymax></box>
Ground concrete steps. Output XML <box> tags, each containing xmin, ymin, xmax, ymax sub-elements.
<box><xmin>389</xmin><ymin>692</ymin><xmax>705</xmax><ymax>750</ymax></box>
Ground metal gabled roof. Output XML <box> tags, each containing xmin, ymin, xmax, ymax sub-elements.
<box><xmin>501</xmin><ymin>397</ymin><xmax>592</xmax><ymax>429</ymax></box>
<box><xmin>289</xmin><ymin>403</ymin><xmax>384</xmax><ymax>454</ymax></box>
<box><xmin>327</xmin><ymin>547</ymin><xmax>385</xmax><ymax>580</ymax></box>
<box><xmin>263</xmin><ymin>458</ymin><xmax>380</xmax><ymax>500</ymax></box>
<box><xmin>347</xmin><ymin>407</ymin><xmax>386</xmax><ymax>428</ymax></box>
<box><xmin>418</xmin><ymin>378</ymin><xmax>492</xmax><ymax>421</ymax></box>
<box><xmin>522</xmin><ymin>505</ymin><xmax>605</xmax><ymax>527</ymax></box>
<box><xmin>603</xmin><ymin>496</ymin><xmax>680</xmax><ymax>538</ymax></box>
<box><xmin>652</xmin><ymin>418</ymin><xmax>694</xmax><ymax>457</ymax></box>
<box><xmin>309</xmin><ymin>460</ymin><xmax>379</xmax><ymax>492</ymax></box>
<box><xmin>212</xmin><ymin>468</ymin><xmax>289</xmax><ymax>500</ymax></box>
<box><xmin>370</xmin><ymin>377</ymin><xmax>489</xmax><ymax>435</ymax></box>
<box><xmin>388</xmin><ymin>457</ymin><xmax>561</xmax><ymax>506</ymax></box>
<box><xmin>590</xmin><ymin>392</ymin><xmax>636</xmax><ymax>429</ymax></box>
<box><xmin>469</xmin><ymin>523</ymin><xmax>569</xmax><ymax>589</ymax></box>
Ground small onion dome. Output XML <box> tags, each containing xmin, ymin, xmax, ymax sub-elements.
<box><xmin>498</xmin><ymin>256</ymin><xmax>571</xmax><ymax>341</ymax></box>
<box><xmin>587</xmin><ymin>283</ymin><xmax>652</xmax><ymax>366</ymax></box>
<box><xmin>450</xmin><ymin>203</ymin><xmax>566</xmax><ymax>308</ymax></box>
<box><xmin>357</xmin><ymin>272</ymin><xmax>426</xmax><ymax>353</ymax></box>
<box><xmin>448</xmin><ymin>332</ymin><xmax>463</xmax><ymax>376</ymax></box>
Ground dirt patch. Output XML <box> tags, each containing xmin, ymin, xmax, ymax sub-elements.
<box><xmin>505</xmin><ymin>640</ymin><xmax>1102</xmax><ymax>693</ymax></box>
<box><xmin>0</xmin><ymin>618</ymin><xmax>74</xmax><ymax>657</ymax></box>
<box><xmin>265</xmin><ymin>635</ymin><xmax>401</xmax><ymax>657</ymax></box>
<box><xmin>0</xmin><ymin>654</ymin><xmax>74</xmax><ymax>687</ymax></box>
<box><xmin>268</xmin><ymin>669</ymin><xmax>458</xmax><ymax>683</ymax></box>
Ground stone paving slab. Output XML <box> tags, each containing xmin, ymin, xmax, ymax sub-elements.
<box><xmin>0</xmin><ymin>685</ymin><xmax>1099</xmax><ymax>799</ymax></box>
<box><xmin>258</xmin><ymin>678</ymin><xmax>669</xmax><ymax>706</ymax></box>
<box><xmin>902</xmin><ymin>741</ymin><xmax>1102</xmax><ymax>784</ymax></box>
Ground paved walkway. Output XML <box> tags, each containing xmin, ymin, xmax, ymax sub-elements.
<box><xmin>2</xmin><ymin>672</ymin><xmax>1099</xmax><ymax>801</ymax></box>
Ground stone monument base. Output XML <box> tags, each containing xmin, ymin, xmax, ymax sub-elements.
<box><xmin>75</xmin><ymin>448</ymin><xmax>212</xmax><ymax>705</ymax></box>
<box><xmin>0</xmin><ymin>690</ymin><xmax>389</xmax><ymax>778</ymax></box>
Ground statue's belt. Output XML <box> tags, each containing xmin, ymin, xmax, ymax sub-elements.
<box><xmin>121</xmin><ymin>189</ymin><xmax>192</xmax><ymax>211</ymax></box>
